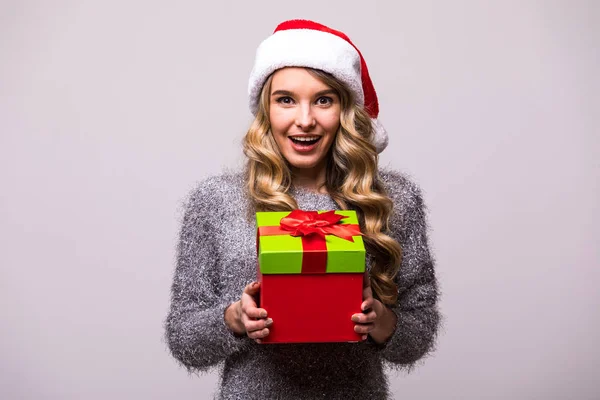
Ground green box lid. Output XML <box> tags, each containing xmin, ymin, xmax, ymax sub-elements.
<box><xmin>256</xmin><ymin>210</ymin><xmax>366</xmax><ymax>274</ymax></box>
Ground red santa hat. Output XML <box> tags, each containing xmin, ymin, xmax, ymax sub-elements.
<box><xmin>248</xmin><ymin>19</ymin><xmax>389</xmax><ymax>153</ymax></box>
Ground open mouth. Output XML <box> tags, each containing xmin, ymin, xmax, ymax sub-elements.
<box><xmin>289</xmin><ymin>136</ymin><xmax>322</xmax><ymax>146</ymax></box>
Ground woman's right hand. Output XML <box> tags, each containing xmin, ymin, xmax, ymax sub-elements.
<box><xmin>224</xmin><ymin>281</ymin><xmax>272</xmax><ymax>343</ymax></box>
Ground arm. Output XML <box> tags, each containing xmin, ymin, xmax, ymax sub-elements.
<box><xmin>164</xmin><ymin>181</ymin><xmax>250</xmax><ymax>372</ymax></box>
<box><xmin>374</xmin><ymin>172</ymin><xmax>441</xmax><ymax>368</ymax></box>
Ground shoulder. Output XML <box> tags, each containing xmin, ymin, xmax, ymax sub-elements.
<box><xmin>181</xmin><ymin>170</ymin><xmax>246</xmax><ymax>219</ymax></box>
<box><xmin>378</xmin><ymin>168</ymin><xmax>425</xmax><ymax>211</ymax></box>
<box><xmin>377</xmin><ymin>168</ymin><xmax>429</xmax><ymax>236</ymax></box>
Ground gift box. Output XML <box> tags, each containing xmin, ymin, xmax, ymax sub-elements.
<box><xmin>256</xmin><ymin>209</ymin><xmax>366</xmax><ymax>343</ymax></box>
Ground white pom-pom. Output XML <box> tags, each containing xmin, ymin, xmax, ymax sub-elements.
<box><xmin>371</xmin><ymin>118</ymin><xmax>388</xmax><ymax>153</ymax></box>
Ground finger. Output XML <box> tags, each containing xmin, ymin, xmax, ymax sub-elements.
<box><xmin>244</xmin><ymin>318</ymin><xmax>273</xmax><ymax>333</ymax></box>
<box><xmin>362</xmin><ymin>284</ymin><xmax>373</xmax><ymax>300</ymax></box>
<box><xmin>243</xmin><ymin>305</ymin><xmax>268</xmax><ymax>320</ymax></box>
<box><xmin>247</xmin><ymin>328</ymin><xmax>270</xmax><ymax>340</ymax></box>
<box><xmin>240</xmin><ymin>289</ymin><xmax>267</xmax><ymax>317</ymax></box>
<box><xmin>354</xmin><ymin>323</ymin><xmax>374</xmax><ymax>334</ymax></box>
<box><xmin>363</xmin><ymin>270</ymin><xmax>371</xmax><ymax>288</ymax></box>
<box><xmin>240</xmin><ymin>294</ymin><xmax>257</xmax><ymax>312</ymax></box>
<box><xmin>351</xmin><ymin>310</ymin><xmax>377</xmax><ymax>324</ymax></box>
<box><xmin>361</xmin><ymin>296</ymin><xmax>374</xmax><ymax>313</ymax></box>
<box><xmin>243</xmin><ymin>281</ymin><xmax>261</xmax><ymax>297</ymax></box>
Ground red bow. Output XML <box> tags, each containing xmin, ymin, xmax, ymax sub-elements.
<box><xmin>279</xmin><ymin>210</ymin><xmax>361</xmax><ymax>242</ymax></box>
<box><xmin>257</xmin><ymin>210</ymin><xmax>362</xmax><ymax>274</ymax></box>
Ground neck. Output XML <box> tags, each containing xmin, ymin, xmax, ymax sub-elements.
<box><xmin>291</xmin><ymin>164</ymin><xmax>328</xmax><ymax>194</ymax></box>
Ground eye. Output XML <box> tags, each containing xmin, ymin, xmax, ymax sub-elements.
<box><xmin>276</xmin><ymin>96</ymin><xmax>294</xmax><ymax>105</ymax></box>
<box><xmin>316</xmin><ymin>96</ymin><xmax>334</xmax><ymax>106</ymax></box>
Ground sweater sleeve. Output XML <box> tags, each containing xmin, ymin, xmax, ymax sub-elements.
<box><xmin>164</xmin><ymin>178</ymin><xmax>251</xmax><ymax>372</ymax></box>
<box><xmin>374</xmin><ymin>171</ymin><xmax>441</xmax><ymax>370</ymax></box>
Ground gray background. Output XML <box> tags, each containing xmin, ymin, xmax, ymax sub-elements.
<box><xmin>1</xmin><ymin>1</ymin><xmax>598</xmax><ymax>399</ymax></box>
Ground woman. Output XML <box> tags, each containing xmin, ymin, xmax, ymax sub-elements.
<box><xmin>165</xmin><ymin>19</ymin><xmax>440</xmax><ymax>399</ymax></box>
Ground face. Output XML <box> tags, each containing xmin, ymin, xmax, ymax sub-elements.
<box><xmin>268</xmin><ymin>67</ymin><xmax>341</xmax><ymax>179</ymax></box>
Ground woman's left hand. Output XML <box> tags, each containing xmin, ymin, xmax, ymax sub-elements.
<box><xmin>351</xmin><ymin>271</ymin><xmax>397</xmax><ymax>343</ymax></box>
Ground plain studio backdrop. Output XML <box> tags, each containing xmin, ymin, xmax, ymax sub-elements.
<box><xmin>1</xmin><ymin>1</ymin><xmax>598</xmax><ymax>399</ymax></box>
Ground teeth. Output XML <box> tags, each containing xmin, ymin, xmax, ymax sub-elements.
<box><xmin>291</xmin><ymin>136</ymin><xmax>320</xmax><ymax>142</ymax></box>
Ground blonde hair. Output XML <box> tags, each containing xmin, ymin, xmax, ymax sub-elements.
<box><xmin>243</xmin><ymin>68</ymin><xmax>402</xmax><ymax>305</ymax></box>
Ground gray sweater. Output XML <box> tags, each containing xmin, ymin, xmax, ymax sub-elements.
<box><xmin>164</xmin><ymin>169</ymin><xmax>440</xmax><ymax>399</ymax></box>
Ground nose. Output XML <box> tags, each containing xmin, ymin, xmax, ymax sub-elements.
<box><xmin>295</xmin><ymin>104</ymin><xmax>316</xmax><ymax>131</ymax></box>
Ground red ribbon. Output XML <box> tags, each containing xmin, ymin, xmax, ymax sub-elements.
<box><xmin>258</xmin><ymin>210</ymin><xmax>362</xmax><ymax>274</ymax></box>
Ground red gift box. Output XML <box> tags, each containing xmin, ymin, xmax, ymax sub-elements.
<box><xmin>256</xmin><ymin>210</ymin><xmax>366</xmax><ymax>343</ymax></box>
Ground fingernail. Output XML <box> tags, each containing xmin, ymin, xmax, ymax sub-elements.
<box><xmin>351</xmin><ymin>315</ymin><xmax>359</xmax><ymax>322</ymax></box>
<box><xmin>255</xmin><ymin>339</ymin><xmax>262</xmax><ymax>344</ymax></box>
<box><xmin>252</xmin><ymin>282</ymin><xmax>258</xmax><ymax>288</ymax></box>
<box><xmin>260</xmin><ymin>310</ymin><xmax>267</xmax><ymax>318</ymax></box>
<box><xmin>265</xmin><ymin>318</ymin><xmax>273</xmax><ymax>326</ymax></box>
<box><xmin>362</xmin><ymin>335</ymin><xmax>367</xmax><ymax>341</ymax></box>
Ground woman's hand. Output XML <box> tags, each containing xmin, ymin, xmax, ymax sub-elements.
<box><xmin>351</xmin><ymin>272</ymin><xmax>398</xmax><ymax>344</ymax></box>
<box><xmin>224</xmin><ymin>281</ymin><xmax>272</xmax><ymax>343</ymax></box>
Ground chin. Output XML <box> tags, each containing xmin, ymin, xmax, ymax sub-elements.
<box><xmin>287</xmin><ymin>157</ymin><xmax>322</xmax><ymax>171</ymax></box>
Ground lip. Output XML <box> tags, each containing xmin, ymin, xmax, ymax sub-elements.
<box><xmin>288</xmin><ymin>136</ymin><xmax>322</xmax><ymax>153</ymax></box>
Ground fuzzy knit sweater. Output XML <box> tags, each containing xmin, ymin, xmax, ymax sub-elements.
<box><xmin>164</xmin><ymin>169</ymin><xmax>440</xmax><ymax>399</ymax></box>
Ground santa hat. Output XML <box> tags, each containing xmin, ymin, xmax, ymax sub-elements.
<box><xmin>248</xmin><ymin>19</ymin><xmax>388</xmax><ymax>153</ymax></box>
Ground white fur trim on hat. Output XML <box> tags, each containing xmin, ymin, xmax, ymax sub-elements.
<box><xmin>248</xmin><ymin>29</ymin><xmax>364</xmax><ymax>115</ymax></box>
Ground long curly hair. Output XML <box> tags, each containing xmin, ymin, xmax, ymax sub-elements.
<box><xmin>243</xmin><ymin>68</ymin><xmax>402</xmax><ymax>305</ymax></box>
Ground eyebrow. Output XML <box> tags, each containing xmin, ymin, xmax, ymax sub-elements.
<box><xmin>271</xmin><ymin>89</ymin><xmax>338</xmax><ymax>97</ymax></box>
